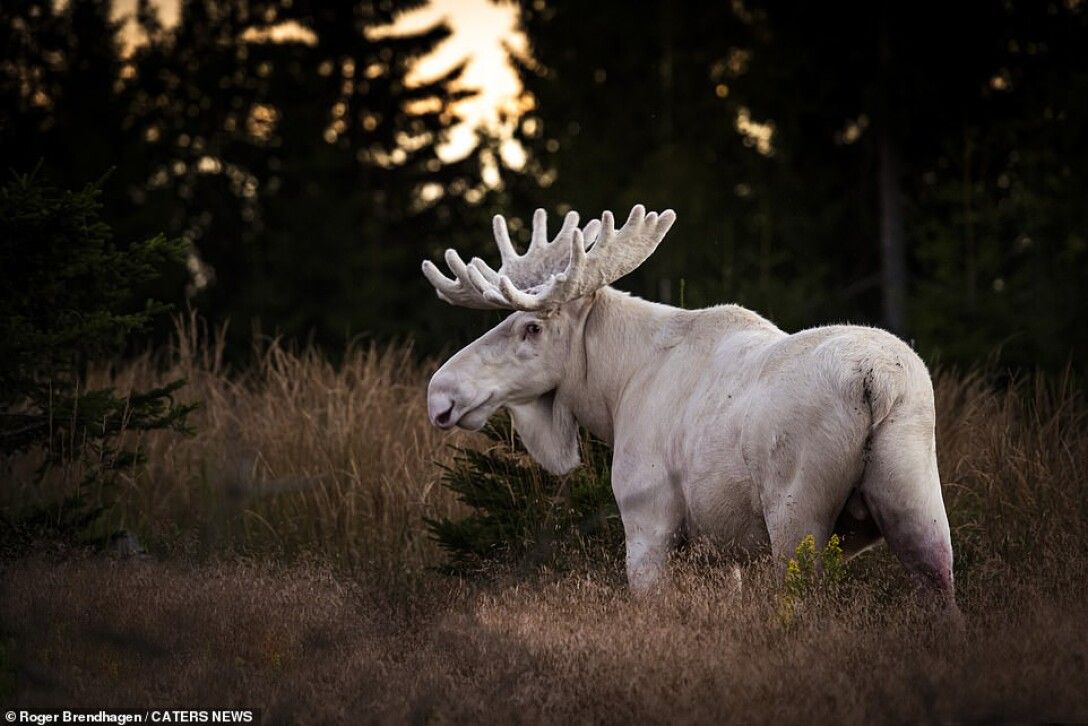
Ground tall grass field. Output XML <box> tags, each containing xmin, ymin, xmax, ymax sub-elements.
<box><xmin>2</xmin><ymin>318</ymin><xmax>1086</xmax><ymax>722</ymax></box>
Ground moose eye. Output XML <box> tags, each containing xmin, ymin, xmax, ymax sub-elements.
<box><xmin>523</xmin><ymin>322</ymin><xmax>542</xmax><ymax>339</ymax></box>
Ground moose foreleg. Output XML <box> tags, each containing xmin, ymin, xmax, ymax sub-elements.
<box><xmin>612</xmin><ymin>460</ymin><xmax>683</xmax><ymax>595</ymax></box>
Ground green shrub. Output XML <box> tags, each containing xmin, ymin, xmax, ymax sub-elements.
<box><xmin>426</xmin><ymin>417</ymin><xmax>621</xmax><ymax>573</ymax></box>
<box><xmin>0</xmin><ymin>169</ymin><xmax>194</xmax><ymax>549</ymax></box>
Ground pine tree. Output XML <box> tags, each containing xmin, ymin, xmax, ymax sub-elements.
<box><xmin>3</xmin><ymin>0</ymin><xmax>502</xmax><ymax>355</ymax></box>
<box><xmin>126</xmin><ymin>0</ymin><xmax>500</xmax><ymax>351</ymax></box>
<box><xmin>0</xmin><ymin>170</ymin><xmax>193</xmax><ymax>509</ymax></box>
<box><xmin>0</xmin><ymin>0</ymin><xmax>131</xmax><ymax>193</ymax></box>
<box><xmin>501</xmin><ymin>0</ymin><xmax>827</xmax><ymax>327</ymax></box>
<box><xmin>426</xmin><ymin>417</ymin><xmax>620</xmax><ymax>574</ymax></box>
<box><xmin>503</xmin><ymin>1</ymin><xmax>1088</xmax><ymax>369</ymax></box>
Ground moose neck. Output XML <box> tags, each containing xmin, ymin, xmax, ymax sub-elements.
<box><xmin>558</xmin><ymin>287</ymin><xmax>681</xmax><ymax>445</ymax></box>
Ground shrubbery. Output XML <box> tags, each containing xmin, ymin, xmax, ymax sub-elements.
<box><xmin>426</xmin><ymin>416</ymin><xmax>622</xmax><ymax>573</ymax></box>
<box><xmin>0</xmin><ymin>170</ymin><xmax>193</xmax><ymax>549</ymax></box>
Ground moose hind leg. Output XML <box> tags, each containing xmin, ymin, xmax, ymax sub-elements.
<box><xmin>860</xmin><ymin>415</ymin><xmax>956</xmax><ymax>603</ymax></box>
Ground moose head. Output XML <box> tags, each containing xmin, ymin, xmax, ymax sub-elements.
<box><xmin>421</xmin><ymin>205</ymin><xmax>675</xmax><ymax>474</ymax></box>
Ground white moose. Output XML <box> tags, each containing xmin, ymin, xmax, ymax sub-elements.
<box><xmin>423</xmin><ymin>205</ymin><xmax>955</xmax><ymax>604</ymax></box>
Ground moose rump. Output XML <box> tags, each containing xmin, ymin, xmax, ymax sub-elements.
<box><xmin>739</xmin><ymin>326</ymin><xmax>954</xmax><ymax>593</ymax></box>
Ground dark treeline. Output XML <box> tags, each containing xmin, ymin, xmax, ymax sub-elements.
<box><xmin>2</xmin><ymin>0</ymin><xmax>1086</xmax><ymax>370</ymax></box>
<box><xmin>2</xmin><ymin>0</ymin><xmax>501</xmax><ymax>354</ymax></box>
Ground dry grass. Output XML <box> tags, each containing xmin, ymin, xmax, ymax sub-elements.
<box><xmin>2</xmin><ymin>553</ymin><xmax>1085</xmax><ymax>722</ymax></box>
<box><xmin>73</xmin><ymin>316</ymin><xmax>469</xmax><ymax>575</ymax></box>
<box><xmin>1</xmin><ymin>323</ymin><xmax>1086</xmax><ymax>722</ymax></box>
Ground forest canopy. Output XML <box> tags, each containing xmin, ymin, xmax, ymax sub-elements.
<box><xmin>2</xmin><ymin>0</ymin><xmax>1085</xmax><ymax>371</ymax></box>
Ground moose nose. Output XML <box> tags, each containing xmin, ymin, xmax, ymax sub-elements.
<box><xmin>426</xmin><ymin>394</ymin><xmax>456</xmax><ymax>428</ymax></box>
<box><xmin>434</xmin><ymin>400</ymin><xmax>456</xmax><ymax>428</ymax></box>
<box><xmin>428</xmin><ymin>369</ymin><xmax>471</xmax><ymax>429</ymax></box>
<box><xmin>427</xmin><ymin>385</ymin><xmax>459</xmax><ymax>428</ymax></box>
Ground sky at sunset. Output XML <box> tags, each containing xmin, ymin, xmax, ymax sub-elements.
<box><xmin>109</xmin><ymin>0</ymin><xmax>525</xmax><ymax>159</ymax></box>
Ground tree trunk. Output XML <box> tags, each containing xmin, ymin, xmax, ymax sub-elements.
<box><xmin>877</xmin><ymin>13</ymin><xmax>908</xmax><ymax>336</ymax></box>
<box><xmin>963</xmin><ymin>126</ymin><xmax>978</xmax><ymax>311</ymax></box>
<box><xmin>878</xmin><ymin>128</ymin><xmax>908</xmax><ymax>336</ymax></box>
<box><xmin>658</xmin><ymin>0</ymin><xmax>674</xmax><ymax>144</ymax></box>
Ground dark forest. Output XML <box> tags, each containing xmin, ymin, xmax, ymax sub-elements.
<box><xmin>3</xmin><ymin>0</ymin><xmax>1085</xmax><ymax>366</ymax></box>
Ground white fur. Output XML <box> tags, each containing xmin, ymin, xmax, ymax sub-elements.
<box><xmin>425</xmin><ymin>209</ymin><xmax>955</xmax><ymax>600</ymax></box>
<box><xmin>428</xmin><ymin>289</ymin><xmax>955</xmax><ymax>597</ymax></box>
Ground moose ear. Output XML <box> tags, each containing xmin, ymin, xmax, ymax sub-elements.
<box><xmin>508</xmin><ymin>392</ymin><xmax>580</xmax><ymax>475</ymax></box>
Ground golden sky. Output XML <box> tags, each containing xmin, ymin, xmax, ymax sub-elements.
<box><xmin>110</xmin><ymin>0</ymin><xmax>525</xmax><ymax>160</ymax></box>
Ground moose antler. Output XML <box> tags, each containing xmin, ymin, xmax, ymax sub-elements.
<box><xmin>422</xmin><ymin>204</ymin><xmax>676</xmax><ymax>311</ymax></box>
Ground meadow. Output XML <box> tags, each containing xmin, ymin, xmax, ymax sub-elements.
<box><xmin>2</xmin><ymin>319</ymin><xmax>1086</xmax><ymax>722</ymax></box>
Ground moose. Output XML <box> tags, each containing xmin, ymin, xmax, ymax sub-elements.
<box><xmin>422</xmin><ymin>205</ymin><xmax>955</xmax><ymax>606</ymax></box>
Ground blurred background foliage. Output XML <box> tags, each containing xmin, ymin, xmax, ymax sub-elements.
<box><xmin>1</xmin><ymin>0</ymin><xmax>1085</xmax><ymax>370</ymax></box>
